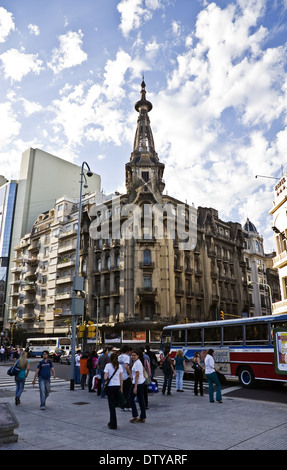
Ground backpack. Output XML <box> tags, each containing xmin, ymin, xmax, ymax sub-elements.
<box><xmin>87</xmin><ymin>356</ymin><xmax>93</xmax><ymax>369</ymax></box>
<box><xmin>162</xmin><ymin>356</ymin><xmax>172</xmax><ymax>374</ymax></box>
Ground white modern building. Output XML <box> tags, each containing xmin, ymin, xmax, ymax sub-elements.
<box><xmin>4</xmin><ymin>148</ymin><xmax>101</xmax><ymax>329</ymax></box>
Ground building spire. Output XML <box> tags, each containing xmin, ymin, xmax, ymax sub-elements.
<box><xmin>132</xmin><ymin>79</ymin><xmax>156</xmax><ymax>158</ymax></box>
<box><xmin>125</xmin><ymin>80</ymin><xmax>165</xmax><ymax>196</ymax></box>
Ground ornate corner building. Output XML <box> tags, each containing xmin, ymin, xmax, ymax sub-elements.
<box><xmin>82</xmin><ymin>81</ymin><xmax>250</xmax><ymax>346</ymax></box>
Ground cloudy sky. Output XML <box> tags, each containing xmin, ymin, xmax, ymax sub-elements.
<box><xmin>0</xmin><ymin>0</ymin><xmax>286</xmax><ymax>252</ymax></box>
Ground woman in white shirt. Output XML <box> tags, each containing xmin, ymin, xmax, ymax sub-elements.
<box><xmin>104</xmin><ymin>352</ymin><xmax>123</xmax><ymax>429</ymax></box>
<box><xmin>204</xmin><ymin>349</ymin><xmax>222</xmax><ymax>403</ymax></box>
<box><xmin>129</xmin><ymin>350</ymin><xmax>146</xmax><ymax>423</ymax></box>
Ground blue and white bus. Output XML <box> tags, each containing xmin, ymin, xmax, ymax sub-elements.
<box><xmin>26</xmin><ymin>337</ymin><xmax>71</xmax><ymax>357</ymax></box>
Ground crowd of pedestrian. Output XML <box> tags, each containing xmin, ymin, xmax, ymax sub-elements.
<box><xmin>0</xmin><ymin>345</ymin><xmax>22</xmax><ymax>362</ymax></box>
<box><xmin>5</xmin><ymin>343</ymin><xmax>223</xmax><ymax>427</ymax></box>
<box><xmin>72</xmin><ymin>345</ymin><xmax>223</xmax><ymax>430</ymax></box>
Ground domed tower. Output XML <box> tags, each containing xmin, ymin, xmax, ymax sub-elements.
<box><xmin>125</xmin><ymin>79</ymin><xmax>165</xmax><ymax>198</ymax></box>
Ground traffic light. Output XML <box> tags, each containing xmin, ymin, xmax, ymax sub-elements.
<box><xmin>185</xmin><ymin>317</ymin><xmax>188</xmax><ymax>324</ymax></box>
<box><xmin>78</xmin><ymin>325</ymin><xmax>85</xmax><ymax>338</ymax></box>
<box><xmin>220</xmin><ymin>311</ymin><xmax>224</xmax><ymax>320</ymax></box>
<box><xmin>87</xmin><ymin>324</ymin><xmax>96</xmax><ymax>338</ymax></box>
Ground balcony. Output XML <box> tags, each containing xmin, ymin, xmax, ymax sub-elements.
<box><xmin>23</xmin><ymin>299</ymin><xmax>36</xmax><ymax>306</ymax></box>
<box><xmin>272</xmin><ymin>299</ymin><xmax>287</xmax><ymax>315</ymax></box>
<box><xmin>273</xmin><ymin>250</ymin><xmax>287</xmax><ymax>269</ymax></box>
<box><xmin>139</xmin><ymin>262</ymin><xmax>155</xmax><ymax>269</ymax></box>
<box><xmin>58</xmin><ymin>243</ymin><xmax>77</xmax><ymax>254</ymax></box>
<box><xmin>55</xmin><ymin>292</ymin><xmax>72</xmax><ymax>300</ymax></box>
<box><xmin>136</xmin><ymin>287</ymin><xmax>157</xmax><ymax>295</ymax></box>
<box><xmin>56</xmin><ymin>276</ymin><xmax>73</xmax><ymax>285</ymax></box>
<box><xmin>57</xmin><ymin>258</ymin><xmax>75</xmax><ymax>269</ymax></box>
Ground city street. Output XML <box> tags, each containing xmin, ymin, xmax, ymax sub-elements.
<box><xmin>0</xmin><ymin>360</ymin><xmax>286</xmax><ymax>452</ymax></box>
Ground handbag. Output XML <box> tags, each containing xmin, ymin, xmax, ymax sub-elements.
<box><xmin>216</xmin><ymin>370</ymin><xmax>227</xmax><ymax>384</ymax></box>
<box><xmin>143</xmin><ymin>368</ymin><xmax>151</xmax><ymax>385</ymax></box>
<box><xmin>7</xmin><ymin>360</ymin><xmax>21</xmax><ymax>377</ymax></box>
<box><xmin>92</xmin><ymin>375</ymin><xmax>98</xmax><ymax>390</ymax></box>
<box><xmin>104</xmin><ymin>367</ymin><xmax>118</xmax><ymax>393</ymax></box>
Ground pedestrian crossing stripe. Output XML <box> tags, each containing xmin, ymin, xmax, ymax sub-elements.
<box><xmin>151</xmin><ymin>376</ymin><xmax>208</xmax><ymax>391</ymax></box>
<box><xmin>0</xmin><ymin>377</ymin><xmax>68</xmax><ymax>390</ymax></box>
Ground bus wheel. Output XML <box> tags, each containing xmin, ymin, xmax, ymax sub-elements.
<box><xmin>238</xmin><ymin>367</ymin><xmax>255</xmax><ymax>388</ymax></box>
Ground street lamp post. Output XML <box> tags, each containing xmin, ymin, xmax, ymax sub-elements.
<box><xmin>70</xmin><ymin>162</ymin><xmax>93</xmax><ymax>391</ymax></box>
<box><xmin>249</xmin><ymin>282</ymin><xmax>273</xmax><ymax>314</ymax></box>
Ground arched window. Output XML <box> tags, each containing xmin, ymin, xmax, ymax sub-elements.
<box><xmin>97</xmin><ymin>258</ymin><xmax>102</xmax><ymax>272</ymax></box>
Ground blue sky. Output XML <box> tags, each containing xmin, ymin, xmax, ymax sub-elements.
<box><xmin>0</xmin><ymin>0</ymin><xmax>287</xmax><ymax>252</ymax></box>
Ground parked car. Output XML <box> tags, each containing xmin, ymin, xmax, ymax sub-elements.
<box><xmin>60</xmin><ymin>351</ymin><xmax>72</xmax><ymax>364</ymax></box>
<box><xmin>49</xmin><ymin>349</ymin><xmax>65</xmax><ymax>362</ymax></box>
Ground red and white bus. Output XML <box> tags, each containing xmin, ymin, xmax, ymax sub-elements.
<box><xmin>161</xmin><ymin>313</ymin><xmax>287</xmax><ymax>388</ymax></box>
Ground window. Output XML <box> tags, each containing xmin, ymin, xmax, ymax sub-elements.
<box><xmin>223</xmin><ymin>325</ymin><xmax>243</xmax><ymax>345</ymax></box>
<box><xmin>186</xmin><ymin>328</ymin><xmax>202</xmax><ymax>345</ymax></box>
<box><xmin>97</xmin><ymin>258</ymin><xmax>102</xmax><ymax>272</ymax></box>
<box><xmin>245</xmin><ymin>323</ymin><xmax>269</xmax><ymax>345</ymax></box>
<box><xmin>172</xmin><ymin>329</ymin><xmax>185</xmax><ymax>345</ymax></box>
<box><xmin>116</xmin><ymin>254</ymin><xmax>120</xmax><ymax>268</ymax></box>
<box><xmin>204</xmin><ymin>327</ymin><xmax>221</xmax><ymax>345</ymax></box>
<box><xmin>142</xmin><ymin>171</ymin><xmax>149</xmax><ymax>182</ymax></box>
<box><xmin>144</xmin><ymin>275</ymin><xmax>152</xmax><ymax>290</ymax></box>
<box><xmin>143</xmin><ymin>249</ymin><xmax>151</xmax><ymax>265</ymax></box>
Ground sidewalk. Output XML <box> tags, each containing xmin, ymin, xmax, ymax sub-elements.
<box><xmin>0</xmin><ymin>363</ymin><xmax>286</xmax><ymax>452</ymax></box>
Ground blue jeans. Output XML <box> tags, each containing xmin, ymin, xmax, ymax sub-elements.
<box><xmin>15</xmin><ymin>377</ymin><xmax>25</xmax><ymax>399</ymax></box>
<box><xmin>206</xmin><ymin>372</ymin><xmax>222</xmax><ymax>402</ymax></box>
<box><xmin>38</xmin><ymin>377</ymin><xmax>50</xmax><ymax>407</ymax></box>
<box><xmin>129</xmin><ymin>382</ymin><xmax>146</xmax><ymax>420</ymax></box>
<box><xmin>162</xmin><ymin>372</ymin><xmax>173</xmax><ymax>394</ymax></box>
<box><xmin>175</xmin><ymin>370</ymin><xmax>184</xmax><ymax>390</ymax></box>
<box><xmin>75</xmin><ymin>366</ymin><xmax>81</xmax><ymax>384</ymax></box>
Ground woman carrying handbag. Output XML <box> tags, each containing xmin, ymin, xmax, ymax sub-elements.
<box><xmin>104</xmin><ymin>352</ymin><xmax>123</xmax><ymax>430</ymax></box>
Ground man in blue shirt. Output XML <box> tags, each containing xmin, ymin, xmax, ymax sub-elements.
<box><xmin>32</xmin><ymin>350</ymin><xmax>56</xmax><ymax>410</ymax></box>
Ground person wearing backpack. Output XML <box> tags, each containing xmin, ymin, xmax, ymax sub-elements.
<box><xmin>162</xmin><ymin>349</ymin><xmax>175</xmax><ymax>395</ymax></box>
<box><xmin>32</xmin><ymin>350</ymin><xmax>56</xmax><ymax>410</ymax></box>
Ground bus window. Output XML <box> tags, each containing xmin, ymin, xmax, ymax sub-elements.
<box><xmin>223</xmin><ymin>325</ymin><xmax>243</xmax><ymax>345</ymax></box>
<box><xmin>245</xmin><ymin>323</ymin><xmax>269</xmax><ymax>345</ymax></box>
<box><xmin>161</xmin><ymin>332</ymin><xmax>171</xmax><ymax>349</ymax></box>
<box><xmin>186</xmin><ymin>328</ymin><xmax>202</xmax><ymax>346</ymax></box>
<box><xmin>172</xmin><ymin>329</ymin><xmax>186</xmax><ymax>346</ymax></box>
<box><xmin>204</xmin><ymin>327</ymin><xmax>221</xmax><ymax>345</ymax></box>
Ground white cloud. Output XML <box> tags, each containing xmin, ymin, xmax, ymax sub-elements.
<box><xmin>117</xmin><ymin>0</ymin><xmax>163</xmax><ymax>37</ymax></box>
<box><xmin>0</xmin><ymin>48</ymin><xmax>43</xmax><ymax>82</ymax></box>
<box><xmin>0</xmin><ymin>102</ymin><xmax>21</xmax><ymax>147</ymax></box>
<box><xmin>20</xmin><ymin>98</ymin><xmax>43</xmax><ymax>116</ymax></box>
<box><xmin>0</xmin><ymin>7</ymin><xmax>15</xmax><ymax>43</ymax></box>
<box><xmin>48</xmin><ymin>30</ymin><xmax>87</xmax><ymax>74</ymax></box>
<box><xmin>28</xmin><ymin>24</ymin><xmax>40</xmax><ymax>36</ymax></box>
